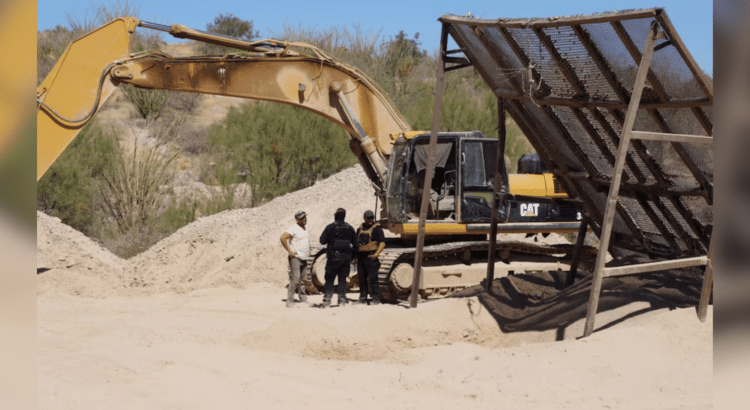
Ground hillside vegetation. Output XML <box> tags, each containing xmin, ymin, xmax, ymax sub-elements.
<box><xmin>37</xmin><ymin>5</ymin><xmax>532</xmax><ymax>258</ymax></box>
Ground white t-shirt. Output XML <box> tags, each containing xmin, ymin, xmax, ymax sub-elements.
<box><xmin>285</xmin><ymin>223</ymin><xmax>310</xmax><ymax>258</ymax></box>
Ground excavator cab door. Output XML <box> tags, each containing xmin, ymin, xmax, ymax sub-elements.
<box><xmin>386</xmin><ymin>140</ymin><xmax>410</xmax><ymax>221</ymax></box>
<box><xmin>458</xmin><ymin>137</ymin><xmax>509</xmax><ymax>223</ymax></box>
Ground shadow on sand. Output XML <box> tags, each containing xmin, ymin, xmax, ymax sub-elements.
<box><xmin>449</xmin><ymin>267</ymin><xmax>709</xmax><ymax>340</ymax></box>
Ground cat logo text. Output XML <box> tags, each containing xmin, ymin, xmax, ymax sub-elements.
<box><xmin>520</xmin><ymin>203</ymin><xmax>540</xmax><ymax>217</ymax></box>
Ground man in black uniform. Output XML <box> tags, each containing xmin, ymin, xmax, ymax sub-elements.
<box><xmin>356</xmin><ymin>210</ymin><xmax>386</xmax><ymax>305</ymax></box>
<box><xmin>319</xmin><ymin>208</ymin><xmax>357</xmax><ymax>308</ymax></box>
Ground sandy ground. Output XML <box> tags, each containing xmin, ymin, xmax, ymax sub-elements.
<box><xmin>37</xmin><ymin>162</ymin><xmax>713</xmax><ymax>409</ymax></box>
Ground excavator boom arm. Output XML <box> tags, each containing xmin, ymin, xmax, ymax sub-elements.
<box><xmin>37</xmin><ymin>17</ymin><xmax>412</xmax><ymax>183</ymax></box>
<box><xmin>37</xmin><ymin>17</ymin><xmax>139</xmax><ymax>180</ymax></box>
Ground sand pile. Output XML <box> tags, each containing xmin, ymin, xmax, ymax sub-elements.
<box><xmin>127</xmin><ymin>164</ymin><xmax>377</xmax><ymax>294</ymax></box>
<box><xmin>37</xmin><ymin>212</ymin><xmax>128</xmax><ymax>297</ymax></box>
<box><xmin>37</xmin><ymin>165</ymin><xmax>378</xmax><ymax>296</ymax></box>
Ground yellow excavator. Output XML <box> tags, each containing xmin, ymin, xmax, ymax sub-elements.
<box><xmin>38</xmin><ymin>17</ymin><xmax>587</xmax><ymax>300</ymax></box>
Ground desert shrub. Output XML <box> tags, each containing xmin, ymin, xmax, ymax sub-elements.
<box><xmin>174</xmin><ymin>126</ymin><xmax>209</xmax><ymax>156</ymax></box>
<box><xmin>121</xmin><ymin>85</ymin><xmax>171</xmax><ymax>120</ymax></box>
<box><xmin>167</xmin><ymin>91</ymin><xmax>204</xmax><ymax>114</ymax></box>
<box><xmin>97</xmin><ymin>222</ymin><xmax>168</xmax><ymax>259</ymax></box>
<box><xmin>207</xmin><ymin>101</ymin><xmax>357</xmax><ymax>207</ymax></box>
<box><xmin>158</xmin><ymin>197</ymin><xmax>200</xmax><ymax>234</ymax></box>
<box><xmin>97</xmin><ymin>133</ymin><xmax>179</xmax><ymax>235</ymax></box>
<box><xmin>37</xmin><ymin>120</ymin><xmax>117</xmax><ymax>236</ymax></box>
<box><xmin>198</xmin><ymin>13</ymin><xmax>260</xmax><ymax>54</ymax></box>
<box><xmin>148</xmin><ymin>113</ymin><xmax>188</xmax><ymax>146</ymax></box>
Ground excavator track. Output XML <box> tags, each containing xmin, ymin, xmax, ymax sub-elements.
<box><xmin>307</xmin><ymin>240</ymin><xmax>593</xmax><ymax>302</ymax></box>
<box><xmin>375</xmin><ymin>239</ymin><xmax>590</xmax><ymax>302</ymax></box>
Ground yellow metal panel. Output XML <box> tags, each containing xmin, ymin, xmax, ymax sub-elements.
<box><xmin>508</xmin><ymin>173</ymin><xmax>547</xmax><ymax>196</ymax></box>
<box><xmin>402</xmin><ymin>131</ymin><xmax>427</xmax><ymax>140</ymax></box>
<box><xmin>543</xmin><ymin>173</ymin><xmax>568</xmax><ymax>198</ymax></box>
<box><xmin>36</xmin><ymin>17</ymin><xmax>138</xmax><ymax>180</ymax></box>
<box><xmin>390</xmin><ymin>223</ymin><xmax>470</xmax><ymax>235</ymax></box>
<box><xmin>508</xmin><ymin>172</ymin><xmax>568</xmax><ymax>198</ymax></box>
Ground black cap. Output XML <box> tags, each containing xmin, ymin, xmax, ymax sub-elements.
<box><xmin>364</xmin><ymin>210</ymin><xmax>375</xmax><ymax>219</ymax></box>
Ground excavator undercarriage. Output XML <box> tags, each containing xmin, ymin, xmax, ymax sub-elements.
<box><xmin>302</xmin><ymin>238</ymin><xmax>597</xmax><ymax>302</ymax></box>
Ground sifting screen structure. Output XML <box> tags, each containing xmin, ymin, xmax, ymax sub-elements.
<box><xmin>439</xmin><ymin>8</ymin><xmax>713</xmax><ymax>262</ymax></box>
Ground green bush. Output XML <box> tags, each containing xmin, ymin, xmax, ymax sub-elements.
<box><xmin>37</xmin><ymin>120</ymin><xmax>117</xmax><ymax>236</ymax></box>
<box><xmin>121</xmin><ymin>85</ymin><xmax>170</xmax><ymax>120</ymax></box>
<box><xmin>158</xmin><ymin>197</ymin><xmax>199</xmax><ymax>234</ymax></box>
<box><xmin>207</xmin><ymin>102</ymin><xmax>357</xmax><ymax>207</ymax></box>
<box><xmin>97</xmin><ymin>133</ymin><xmax>179</xmax><ymax>235</ymax></box>
<box><xmin>198</xmin><ymin>13</ymin><xmax>260</xmax><ymax>54</ymax></box>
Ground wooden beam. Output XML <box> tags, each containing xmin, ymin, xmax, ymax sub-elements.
<box><xmin>603</xmin><ymin>256</ymin><xmax>708</xmax><ymax>277</ymax></box>
<box><xmin>583</xmin><ymin>21</ymin><xmax>660</xmax><ymax>338</ymax></box>
<box><xmin>411</xmin><ymin>23</ymin><xmax>449</xmax><ymax>308</ymax></box>
<box><xmin>631</xmin><ymin>131</ymin><xmax>713</xmax><ymax>144</ymax></box>
<box><xmin>697</xmin><ymin>235</ymin><xmax>714</xmax><ymax>322</ymax></box>
<box><xmin>486</xmin><ymin>97</ymin><xmax>507</xmax><ymax>292</ymax></box>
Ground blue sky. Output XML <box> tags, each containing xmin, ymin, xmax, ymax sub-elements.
<box><xmin>37</xmin><ymin>0</ymin><xmax>713</xmax><ymax>75</ymax></box>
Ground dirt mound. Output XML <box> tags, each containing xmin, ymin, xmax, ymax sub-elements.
<box><xmin>37</xmin><ymin>165</ymin><xmax>379</xmax><ymax>296</ymax></box>
<box><xmin>128</xmin><ymin>164</ymin><xmax>376</xmax><ymax>294</ymax></box>
<box><xmin>37</xmin><ymin>212</ymin><xmax>128</xmax><ymax>297</ymax></box>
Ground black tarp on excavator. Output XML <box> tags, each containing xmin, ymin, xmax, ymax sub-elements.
<box><xmin>439</xmin><ymin>8</ymin><xmax>712</xmax><ymax>262</ymax></box>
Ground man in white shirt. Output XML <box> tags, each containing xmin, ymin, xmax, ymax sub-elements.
<box><xmin>280</xmin><ymin>210</ymin><xmax>310</xmax><ymax>307</ymax></box>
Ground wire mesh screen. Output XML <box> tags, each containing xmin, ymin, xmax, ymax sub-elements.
<box><xmin>441</xmin><ymin>8</ymin><xmax>713</xmax><ymax>260</ymax></box>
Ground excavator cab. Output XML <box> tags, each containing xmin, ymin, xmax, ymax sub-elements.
<box><xmin>459</xmin><ymin>135</ymin><xmax>508</xmax><ymax>223</ymax></box>
<box><xmin>386</xmin><ymin>132</ymin><xmax>508</xmax><ymax>225</ymax></box>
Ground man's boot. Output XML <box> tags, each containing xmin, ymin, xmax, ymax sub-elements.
<box><xmin>321</xmin><ymin>299</ymin><xmax>331</xmax><ymax>309</ymax></box>
<box><xmin>338</xmin><ymin>297</ymin><xmax>350</xmax><ymax>306</ymax></box>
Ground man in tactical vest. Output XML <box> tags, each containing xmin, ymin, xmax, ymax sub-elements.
<box><xmin>356</xmin><ymin>210</ymin><xmax>386</xmax><ymax>305</ymax></box>
<box><xmin>319</xmin><ymin>208</ymin><xmax>357</xmax><ymax>308</ymax></box>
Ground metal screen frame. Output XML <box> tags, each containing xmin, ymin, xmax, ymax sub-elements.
<box><xmin>436</xmin><ymin>8</ymin><xmax>713</xmax><ymax>336</ymax></box>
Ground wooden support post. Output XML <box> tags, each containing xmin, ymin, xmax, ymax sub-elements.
<box><xmin>486</xmin><ymin>97</ymin><xmax>506</xmax><ymax>293</ymax></box>
<box><xmin>566</xmin><ymin>217</ymin><xmax>589</xmax><ymax>287</ymax></box>
<box><xmin>697</xmin><ymin>235</ymin><xmax>713</xmax><ymax>322</ymax></box>
<box><xmin>410</xmin><ymin>23</ymin><xmax>449</xmax><ymax>308</ymax></box>
<box><xmin>583</xmin><ymin>22</ymin><xmax>661</xmax><ymax>337</ymax></box>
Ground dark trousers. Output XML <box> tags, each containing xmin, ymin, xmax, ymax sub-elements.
<box><xmin>357</xmin><ymin>252</ymin><xmax>381</xmax><ymax>301</ymax></box>
<box><xmin>323</xmin><ymin>258</ymin><xmax>350</xmax><ymax>302</ymax></box>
